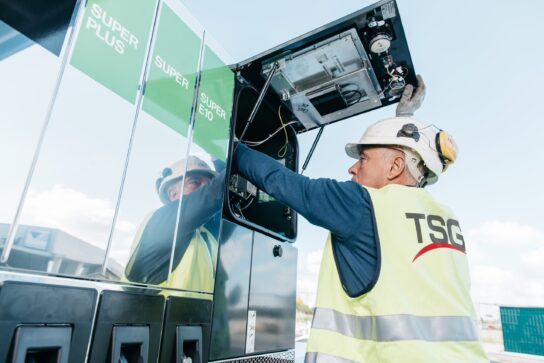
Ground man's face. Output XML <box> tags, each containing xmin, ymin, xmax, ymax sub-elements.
<box><xmin>348</xmin><ymin>146</ymin><xmax>402</xmax><ymax>188</ymax></box>
<box><xmin>167</xmin><ymin>174</ymin><xmax>210</xmax><ymax>201</ymax></box>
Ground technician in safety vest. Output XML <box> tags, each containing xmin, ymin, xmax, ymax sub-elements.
<box><xmin>233</xmin><ymin>76</ymin><xmax>489</xmax><ymax>363</ymax></box>
<box><xmin>124</xmin><ymin>156</ymin><xmax>224</xmax><ymax>295</ymax></box>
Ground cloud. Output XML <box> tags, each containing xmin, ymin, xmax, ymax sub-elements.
<box><xmin>521</xmin><ymin>246</ymin><xmax>544</xmax><ymax>270</ymax></box>
<box><xmin>467</xmin><ymin>221</ymin><xmax>542</xmax><ymax>247</ymax></box>
<box><xmin>297</xmin><ymin>277</ymin><xmax>318</xmax><ymax>306</ymax></box>
<box><xmin>295</xmin><ymin>249</ymin><xmax>324</xmax><ymax>306</ymax></box>
<box><xmin>305</xmin><ymin>249</ymin><xmax>323</xmax><ymax>275</ymax></box>
<box><xmin>466</xmin><ymin>220</ymin><xmax>544</xmax><ymax>306</ymax></box>
<box><xmin>471</xmin><ymin>265</ymin><xmax>514</xmax><ymax>287</ymax></box>
<box><xmin>23</xmin><ymin>184</ymin><xmax>136</xmax><ymax>251</ymax></box>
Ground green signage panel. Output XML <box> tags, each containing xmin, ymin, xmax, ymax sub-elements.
<box><xmin>193</xmin><ymin>47</ymin><xmax>234</xmax><ymax>160</ymax></box>
<box><xmin>142</xmin><ymin>3</ymin><xmax>201</xmax><ymax>136</ymax></box>
<box><xmin>70</xmin><ymin>0</ymin><xmax>157</xmax><ymax>103</ymax></box>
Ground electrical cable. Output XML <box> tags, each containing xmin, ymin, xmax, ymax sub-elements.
<box><xmin>243</xmin><ymin>121</ymin><xmax>298</xmax><ymax>146</ymax></box>
<box><xmin>389</xmin><ymin>76</ymin><xmax>406</xmax><ymax>90</ymax></box>
<box><xmin>242</xmin><ymin>195</ymin><xmax>255</xmax><ymax>209</ymax></box>
<box><xmin>229</xmin><ymin>85</ymin><xmax>259</xmax><ymax>221</ymax></box>
<box><xmin>384</xmin><ymin>62</ymin><xmax>408</xmax><ymax>91</ymax></box>
<box><xmin>277</xmin><ymin>104</ymin><xmax>289</xmax><ymax>158</ymax></box>
<box><xmin>378</xmin><ymin>82</ymin><xmax>390</xmax><ymax>98</ymax></box>
<box><xmin>340</xmin><ymin>83</ymin><xmax>363</xmax><ymax>105</ymax></box>
<box><xmin>233</xmin><ymin>202</ymin><xmax>246</xmax><ymax>219</ymax></box>
<box><xmin>232</xmin><ymin>85</ymin><xmax>259</xmax><ymax>142</ymax></box>
<box><xmin>236</xmin><ymin>192</ymin><xmax>255</xmax><ymax>210</ymax></box>
<box><xmin>340</xmin><ymin>83</ymin><xmax>359</xmax><ymax>92</ymax></box>
<box><xmin>237</xmin><ymin>61</ymin><xmax>279</xmax><ymax>145</ymax></box>
<box><xmin>343</xmin><ymin>90</ymin><xmax>363</xmax><ymax>105</ymax></box>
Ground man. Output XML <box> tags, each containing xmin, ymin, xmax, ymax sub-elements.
<box><xmin>125</xmin><ymin>156</ymin><xmax>224</xmax><ymax>295</ymax></box>
<box><xmin>233</xmin><ymin>77</ymin><xmax>488</xmax><ymax>362</ymax></box>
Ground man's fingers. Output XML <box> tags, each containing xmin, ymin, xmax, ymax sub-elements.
<box><xmin>416</xmin><ymin>74</ymin><xmax>425</xmax><ymax>88</ymax></box>
<box><xmin>400</xmin><ymin>83</ymin><xmax>414</xmax><ymax>104</ymax></box>
<box><xmin>412</xmin><ymin>74</ymin><xmax>426</xmax><ymax>102</ymax></box>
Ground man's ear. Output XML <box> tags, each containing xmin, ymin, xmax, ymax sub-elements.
<box><xmin>387</xmin><ymin>154</ymin><xmax>405</xmax><ymax>180</ymax></box>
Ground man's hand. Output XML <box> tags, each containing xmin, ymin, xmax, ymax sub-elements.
<box><xmin>396</xmin><ymin>74</ymin><xmax>425</xmax><ymax>117</ymax></box>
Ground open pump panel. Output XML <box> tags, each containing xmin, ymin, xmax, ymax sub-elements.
<box><xmin>226</xmin><ymin>0</ymin><xmax>415</xmax><ymax>241</ymax></box>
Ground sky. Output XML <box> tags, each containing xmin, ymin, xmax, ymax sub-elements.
<box><xmin>181</xmin><ymin>0</ymin><xmax>544</xmax><ymax>307</ymax></box>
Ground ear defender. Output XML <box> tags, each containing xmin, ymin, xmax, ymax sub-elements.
<box><xmin>436</xmin><ymin>131</ymin><xmax>458</xmax><ymax>171</ymax></box>
<box><xmin>155</xmin><ymin>167</ymin><xmax>173</xmax><ymax>193</ymax></box>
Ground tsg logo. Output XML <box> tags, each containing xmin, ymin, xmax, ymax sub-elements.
<box><xmin>405</xmin><ymin>213</ymin><xmax>466</xmax><ymax>262</ymax></box>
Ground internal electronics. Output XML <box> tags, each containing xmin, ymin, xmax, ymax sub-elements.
<box><xmin>260</xmin><ymin>28</ymin><xmax>381</xmax><ymax>129</ymax></box>
<box><xmin>226</xmin><ymin>85</ymin><xmax>298</xmax><ymax>241</ymax></box>
<box><xmin>226</xmin><ymin>0</ymin><xmax>415</xmax><ymax>242</ymax></box>
<box><xmin>235</xmin><ymin>0</ymin><xmax>415</xmax><ymax>132</ymax></box>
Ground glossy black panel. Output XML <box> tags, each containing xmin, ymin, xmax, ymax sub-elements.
<box><xmin>248</xmin><ymin>233</ymin><xmax>297</xmax><ymax>353</ymax></box>
<box><xmin>159</xmin><ymin>297</ymin><xmax>212</xmax><ymax>363</ymax></box>
<box><xmin>210</xmin><ymin>220</ymin><xmax>253</xmax><ymax>361</ymax></box>
<box><xmin>0</xmin><ymin>281</ymin><xmax>97</xmax><ymax>363</ymax></box>
<box><xmin>88</xmin><ymin>291</ymin><xmax>165</xmax><ymax>363</ymax></box>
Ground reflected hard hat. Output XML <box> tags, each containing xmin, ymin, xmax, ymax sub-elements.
<box><xmin>345</xmin><ymin>117</ymin><xmax>458</xmax><ymax>185</ymax></box>
<box><xmin>156</xmin><ymin>156</ymin><xmax>217</xmax><ymax>203</ymax></box>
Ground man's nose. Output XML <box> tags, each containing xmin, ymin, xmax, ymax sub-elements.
<box><xmin>348</xmin><ymin>161</ymin><xmax>358</xmax><ymax>176</ymax></box>
<box><xmin>169</xmin><ymin>188</ymin><xmax>179</xmax><ymax>200</ymax></box>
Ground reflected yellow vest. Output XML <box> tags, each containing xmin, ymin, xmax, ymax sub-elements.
<box><xmin>306</xmin><ymin>184</ymin><xmax>488</xmax><ymax>363</ymax></box>
<box><xmin>159</xmin><ymin>226</ymin><xmax>218</xmax><ymax>298</ymax></box>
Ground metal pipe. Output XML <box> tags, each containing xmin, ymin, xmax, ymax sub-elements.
<box><xmin>301</xmin><ymin>126</ymin><xmax>325</xmax><ymax>175</ymax></box>
<box><xmin>237</xmin><ymin>61</ymin><xmax>279</xmax><ymax>143</ymax></box>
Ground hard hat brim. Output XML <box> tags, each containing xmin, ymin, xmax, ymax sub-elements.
<box><xmin>185</xmin><ymin>168</ymin><xmax>217</xmax><ymax>179</ymax></box>
<box><xmin>345</xmin><ymin>143</ymin><xmax>362</xmax><ymax>159</ymax></box>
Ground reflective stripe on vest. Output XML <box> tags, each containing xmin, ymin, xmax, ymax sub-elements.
<box><xmin>305</xmin><ymin>351</ymin><xmax>359</xmax><ymax>363</ymax></box>
<box><xmin>312</xmin><ymin>307</ymin><xmax>479</xmax><ymax>342</ymax></box>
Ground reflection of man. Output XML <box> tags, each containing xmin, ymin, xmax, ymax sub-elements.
<box><xmin>124</xmin><ymin>156</ymin><xmax>225</xmax><ymax>295</ymax></box>
<box><xmin>233</xmin><ymin>79</ymin><xmax>488</xmax><ymax>362</ymax></box>
<box><xmin>155</xmin><ymin>157</ymin><xmax>216</xmax><ymax>203</ymax></box>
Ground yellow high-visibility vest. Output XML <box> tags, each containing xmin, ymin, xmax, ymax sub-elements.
<box><xmin>306</xmin><ymin>184</ymin><xmax>488</xmax><ymax>363</ymax></box>
<box><xmin>124</xmin><ymin>218</ymin><xmax>218</xmax><ymax>300</ymax></box>
<box><xmin>159</xmin><ymin>226</ymin><xmax>218</xmax><ymax>299</ymax></box>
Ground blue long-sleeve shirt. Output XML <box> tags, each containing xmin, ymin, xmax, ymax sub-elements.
<box><xmin>234</xmin><ymin>144</ymin><xmax>380</xmax><ymax>297</ymax></box>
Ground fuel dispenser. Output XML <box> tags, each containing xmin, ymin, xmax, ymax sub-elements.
<box><xmin>0</xmin><ymin>0</ymin><xmax>414</xmax><ymax>362</ymax></box>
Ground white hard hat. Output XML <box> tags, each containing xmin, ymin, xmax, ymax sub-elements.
<box><xmin>156</xmin><ymin>156</ymin><xmax>217</xmax><ymax>204</ymax></box>
<box><xmin>345</xmin><ymin>117</ymin><xmax>458</xmax><ymax>186</ymax></box>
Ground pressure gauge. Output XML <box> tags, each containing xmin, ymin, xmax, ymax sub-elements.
<box><xmin>369</xmin><ymin>33</ymin><xmax>392</xmax><ymax>54</ymax></box>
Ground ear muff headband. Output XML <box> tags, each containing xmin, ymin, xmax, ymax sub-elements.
<box><xmin>436</xmin><ymin>131</ymin><xmax>458</xmax><ymax>171</ymax></box>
